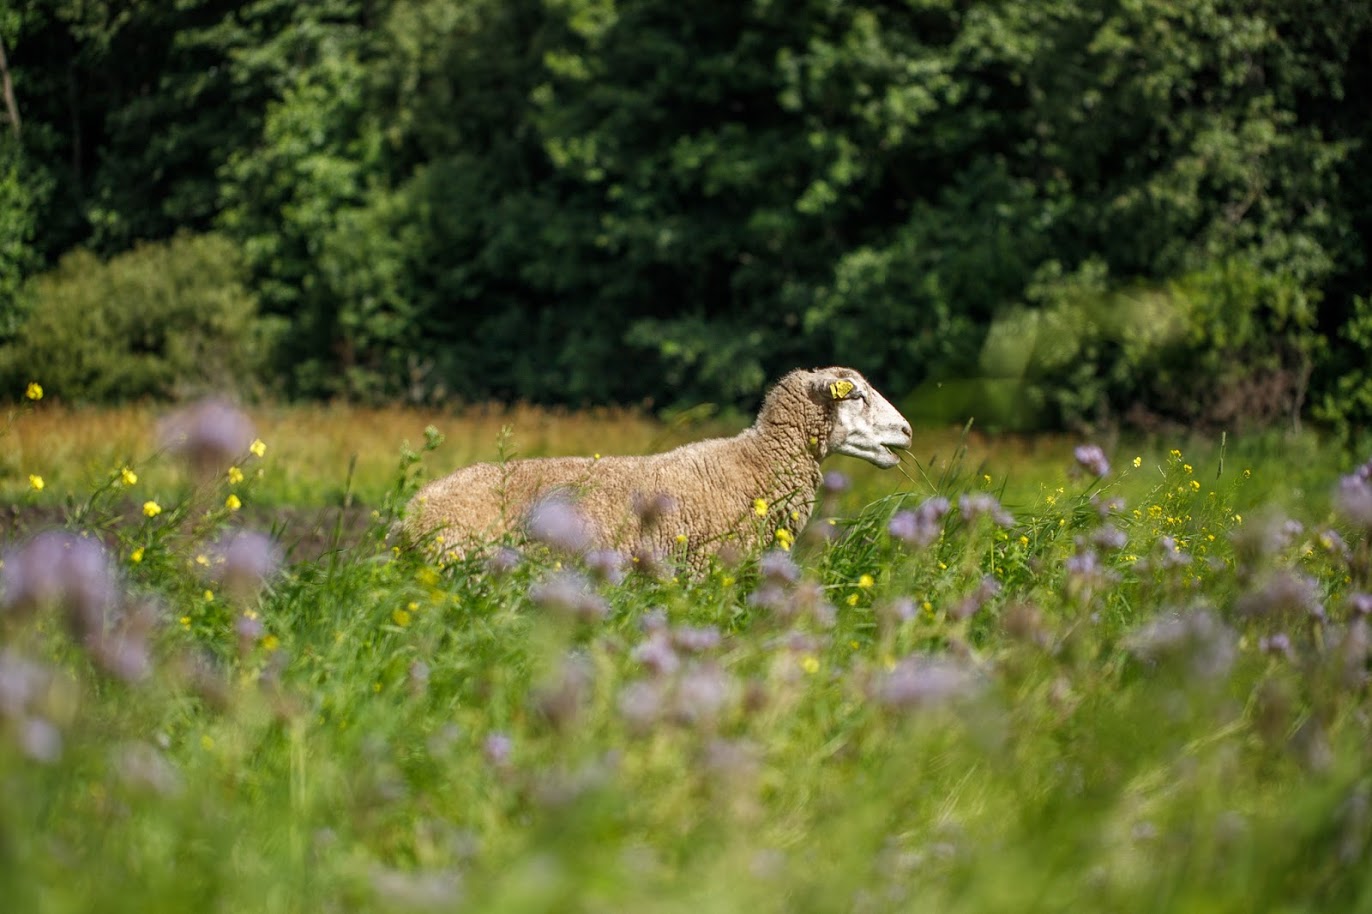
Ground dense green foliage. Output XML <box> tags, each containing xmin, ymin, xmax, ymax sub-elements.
<box><xmin>6</xmin><ymin>402</ymin><xmax>1372</xmax><ymax>910</ymax></box>
<box><xmin>2</xmin><ymin>0</ymin><xmax>1370</xmax><ymax>427</ymax></box>
<box><xmin>0</xmin><ymin>233</ymin><xmax>272</xmax><ymax>402</ymax></box>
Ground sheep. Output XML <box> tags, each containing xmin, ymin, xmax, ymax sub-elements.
<box><xmin>405</xmin><ymin>366</ymin><xmax>912</xmax><ymax>565</ymax></box>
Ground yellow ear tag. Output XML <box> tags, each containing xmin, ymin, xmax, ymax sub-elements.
<box><xmin>829</xmin><ymin>380</ymin><xmax>855</xmax><ymax>400</ymax></box>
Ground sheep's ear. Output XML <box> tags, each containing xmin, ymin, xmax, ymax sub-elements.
<box><xmin>813</xmin><ymin>377</ymin><xmax>856</xmax><ymax>401</ymax></box>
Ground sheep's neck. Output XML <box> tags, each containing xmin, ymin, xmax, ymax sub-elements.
<box><xmin>740</xmin><ymin>423</ymin><xmax>824</xmax><ymax>529</ymax></box>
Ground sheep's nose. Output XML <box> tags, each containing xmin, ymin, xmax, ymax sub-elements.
<box><xmin>899</xmin><ymin>421</ymin><xmax>912</xmax><ymax>440</ymax></box>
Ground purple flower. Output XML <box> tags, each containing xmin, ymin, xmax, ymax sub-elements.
<box><xmin>672</xmin><ymin>624</ymin><xmax>722</xmax><ymax>653</ymax></box>
<box><xmin>1092</xmin><ymin>494</ymin><xmax>1126</xmax><ymax>518</ymax></box>
<box><xmin>618</xmin><ymin>679</ymin><xmax>666</xmax><ymax>734</ymax></box>
<box><xmin>1091</xmin><ymin>525</ymin><xmax>1129</xmax><ymax>552</ymax></box>
<box><xmin>1124</xmin><ymin>607</ymin><xmax>1236</xmax><ymax>680</ymax></box>
<box><xmin>583</xmin><ymin>549</ymin><xmax>627</xmax><ymax>585</ymax></box>
<box><xmin>950</xmin><ymin>576</ymin><xmax>1001</xmax><ymax>621</ymax></box>
<box><xmin>631</xmin><ymin>631</ymin><xmax>681</xmax><ymax>677</ymax></box>
<box><xmin>1259</xmin><ymin>632</ymin><xmax>1293</xmax><ymax>659</ymax></box>
<box><xmin>1</xmin><ymin>530</ymin><xmax>120</xmax><ymax>638</ymax></box>
<box><xmin>822</xmin><ymin>471</ymin><xmax>850</xmax><ymax>494</ymax></box>
<box><xmin>880</xmin><ymin>598</ymin><xmax>918</xmax><ymax>626</ymax></box>
<box><xmin>1065</xmin><ymin>548</ymin><xmax>1119</xmax><ymax>594</ymax></box>
<box><xmin>484</xmin><ymin>547</ymin><xmax>523</xmax><ymax>576</ymax></box>
<box><xmin>888</xmin><ymin>496</ymin><xmax>951</xmax><ymax>547</ymax></box>
<box><xmin>1235</xmin><ymin>571</ymin><xmax>1325</xmax><ymax>622</ymax></box>
<box><xmin>159</xmin><ymin>398</ymin><xmax>255</xmax><ymax>471</ymax></box>
<box><xmin>632</xmin><ymin>491</ymin><xmax>676</xmax><ymax>529</ymax></box>
<box><xmin>526</xmin><ymin>496</ymin><xmax>594</xmax><ymax>555</ymax></box>
<box><xmin>672</xmin><ymin>663</ymin><xmax>734</xmax><ymax>727</ymax></box>
<box><xmin>528</xmin><ymin>571</ymin><xmax>609</xmax><ymax>623</ymax></box>
<box><xmin>211</xmin><ymin>530</ymin><xmax>282</xmax><ymax>600</ymax></box>
<box><xmin>1336</xmin><ymin>465</ymin><xmax>1372</xmax><ymax>531</ymax></box>
<box><xmin>1074</xmin><ymin>444</ymin><xmax>1111</xmax><ymax>478</ymax></box>
<box><xmin>1349</xmin><ymin>593</ymin><xmax>1372</xmax><ymax>618</ymax></box>
<box><xmin>0</xmin><ymin>649</ymin><xmax>53</xmax><ymax>721</ymax></box>
<box><xmin>1156</xmin><ymin>535</ymin><xmax>1192</xmax><ymax>569</ymax></box>
<box><xmin>758</xmin><ymin>550</ymin><xmax>800</xmax><ymax>585</ymax></box>
<box><xmin>483</xmin><ymin>732</ymin><xmax>513</xmax><ymax>767</ymax></box>
<box><xmin>959</xmin><ymin>493</ymin><xmax>1014</xmax><ymax>528</ymax></box>
<box><xmin>875</xmin><ymin>655</ymin><xmax>980</xmax><ymax>710</ymax></box>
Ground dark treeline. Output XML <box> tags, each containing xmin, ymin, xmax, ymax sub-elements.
<box><xmin>1</xmin><ymin>0</ymin><xmax>1370</xmax><ymax>431</ymax></box>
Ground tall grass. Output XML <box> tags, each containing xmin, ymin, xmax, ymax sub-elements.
<box><xmin>3</xmin><ymin>395</ymin><xmax>1372</xmax><ymax>911</ymax></box>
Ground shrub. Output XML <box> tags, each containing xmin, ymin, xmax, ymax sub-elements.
<box><xmin>0</xmin><ymin>232</ymin><xmax>278</xmax><ymax>402</ymax></box>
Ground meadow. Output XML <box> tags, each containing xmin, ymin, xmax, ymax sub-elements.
<box><xmin>3</xmin><ymin>392</ymin><xmax>1372</xmax><ymax>912</ymax></box>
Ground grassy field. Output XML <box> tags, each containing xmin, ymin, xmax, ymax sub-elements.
<box><xmin>3</xmin><ymin>396</ymin><xmax>1372</xmax><ymax>912</ymax></box>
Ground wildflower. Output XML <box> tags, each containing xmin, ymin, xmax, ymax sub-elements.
<box><xmin>483</xmin><ymin>732</ymin><xmax>513</xmax><ymax>768</ymax></box>
<box><xmin>1236</xmin><ymin>570</ymin><xmax>1325</xmax><ymax>623</ymax></box>
<box><xmin>631</xmin><ymin>631</ymin><xmax>680</xmax><ymax>677</ymax></box>
<box><xmin>774</xmin><ymin>528</ymin><xmax>794</xmax><ymax>551</ymax></box>
<box><xmin>880</xmin><ymin>598</ymin><xmax>918</xmax><ymax>626</ymax></box>
<box><xmin>1334</xmin><ymin>461</ymin><xmax>1372</xmax><ymax>531</ymax></box>
<box><xmin>392</xmin><ymin>608</ymin><xmax>411</xmax><ymax>627</ymax></box>
<box><xmin>119</xmin><ymin>467</ymin><xmax>138</xmax><ymax>486</ymax></box>
<box><xmin>1092</xmin><ymin>494</ymin><xmax>1126</xmax><ymax>517</ymax></box>
<box><xmin>1259</xmin><ymin>632</ymin><xmax>1294</xmax><ymax>660</ymax></box>
<box><xmin>225</xmin><ymin>493</ymin><xmax>242</xmax><ymax>512</ymax></box>
<box><xmin>533</xmin><ymin>655</ymin><xmax>592</xmax><ymax>731</ymax></box>
<box><xmin>1065</xmin><ymin>548</ymin><xmax>1120</xmax><ymax>596</ymax></box>
<box><xmin>1</xmin><ymin>531</ymin><xmax>120</xmax><ymax>638</ymax></box>
<box><xmin>888</xmin><ymin>496</ymin><xmax>951</xmax><ymax>548</ymax></box>
<box><xmin>209</xmin><ymin>530</ymin><xmax>282</xmax><ymax>600</ymax></box>
<box><xmin>528</xmin><ymin>570</ymin><xmax>609</xmax><ymax>623</ymax></box>
<box><xmin>875</xmin><ymin>654</ymin><xmax>980</xmax><ymax>710</ymax></box>
<box><xmin>25</xmin><ymin>382</ymin><xmax>42</xmax><ymax>401</ymax></box>
<box><xmin>822</xmin><ymin>471</ymin><xmax>850</xmax><ymax>494</ymax></box>
<box><xmin>226</xmin><ymin>466</ymin><xmax>244</xmax><ymax>485</ymax></box>
<box><xmin>130</xmin><ymin>548</ymin><xmax>144</xmax><ymax>563</ymax></box>
<box><xmin>950</xmin><ymin>575</ymin><xmax>1001</xmax><ymax>621</ymax></box>
<box><xmin>673</xmin><ymin>624</ymin><xmax>722</xmax><ymax>653</ymax></box>
<box><xmin>583</xmin><ymin>548</ymin><xmax>627</xmax><ymax>585</ymax></box>
<box><xmin>1156</xmin><ymin>535</ymin><xmax>1193</xmax><ymax>569</ymax></box>
<box><xmin>160</xmin><ymin>399</ymin><xmax>256</xmax><ymax>471</ymax></box>
<box><xmin>758</xmin><ymin>550</ymin><xmax>800</xmax><ymax>585</ymax></box>
<box><xmin>632</xmin><ymin>491</ymin><xmax>676</xmax><ymax>529</ymax></box>
<box><xmin>857</xmin><ymin>574</ymin><xmax>875</xmax><ymax>589</ymax></box>
<box><xmin>234</xmin><ymin>612</ymin><xmax>265</xmax><ymax>652</ymax></box>
<box><xmin>800</xmin><ymin>654</ymin><xmax>820</xmax><ymax>674</ymax></box>
<box><xmin>20</xmin><ymin>717</ymin><xmax>62</xmax><ymax>764</ymax></box>
<box><xmin>484</xmin><ymin>546</ymin><xmax>522</xmax><ymax>576</ymax></box>
<box><xmin>846</xmin><ymin>594</ymin><xmax>859</xmax><ymax>607</ymax></box>
<box><xmin>672</xmin><ymin>662</ymin><xmax>735</xmax><ymax>727</ymax></box>
<box><xmin>1073</xmin><ymin>444</ymin><xmax>1111</xmax><ymax>477</ymax></box>
<box><xmin>1349</xmin><ymin>593</ymin><xmax>1372</xmax><ymax>618</ymax></box>
<box><xmin>142</xmin><ymin>501</ymin><xmax>162</xmax><ymax>518</ymax></box>
<box><xmin>526</xmin><ymin>495</ymin><xmax>593</xmax><ymax>555</ymax></box>
<box><xmin>1091</xmin><ymin>525</ymin><xmax>1129</xmax><ymax>552</ymax></box>
<box><xmin>753</xmin><ymin>498</ymin><xmax>769</xmax><ymax>517</ymax></box>
<box><xmin>1183</xmin><ymin>464</ymin><xmax>1193</xmax><ymax>475</ymax></box>
<box><xmin>1133</xmin><ymin>456</ymin><xmax>1142</xmax><ymax>468</ymax></box>
<box><xmin>1124</xmin><ymin>606</ymin><xmax>1235</xmax><ymax>680</ymax></box>
<box><xmin>959</xmin><ymin>492</ymin><xmax>1014</xmax><ymax>528</ymax></box>
<box><xmin>619</xmin><ymin>679</ymin><xmax>667</xmax><ymax>734</ymax></box>
<box><xmin>249</xmin><ymin>439</ymin><xmax>267</xmax><ymax>458</ymax></box>
<box><xmin>27</xmin><ymin>475</ymin><xmax>43</xmax><ymax>492</ymax></box>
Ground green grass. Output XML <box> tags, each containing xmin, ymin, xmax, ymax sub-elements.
<box><xmin>3</xmin><ymin>399</ymin><xmax>1372</xmax><ymax>912</ymax></box>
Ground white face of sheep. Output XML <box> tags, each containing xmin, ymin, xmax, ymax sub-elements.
<box><xmin>821</xmin><ymin>374</ymin><xmax>912</xmax><ymax>469</ymax></box>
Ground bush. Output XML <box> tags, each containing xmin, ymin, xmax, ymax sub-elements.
<box><xmin>0</xmin><ymin>233</ymin><xmax>278</xmax><ymax>402</ymax></box>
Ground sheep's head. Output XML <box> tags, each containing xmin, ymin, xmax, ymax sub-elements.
<box><xmin>810</xmin><ymin>368</ymin><xmax>912</xmax><ymax>469</ymax></box>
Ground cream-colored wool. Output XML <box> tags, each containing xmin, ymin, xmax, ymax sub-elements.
<box><xmin>405</xmin><ymin>367</ymin><xmax>911</xmax><ymax>563</ymax></box>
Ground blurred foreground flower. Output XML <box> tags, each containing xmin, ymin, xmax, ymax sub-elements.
<box><xmin>159</xmin><ymin>398</ymin><xmax>256</xmax><ymax>472</ymax></box>
<box><xmin>209</xmin><ymin>529</ymin><xmax>282</xmax><ymax>602</ymax></box>
<box><xmin>528</xmin><ymin>570</ymin><xmax>608</xmax><ymax>623</ymax></box>
<box><xmin>1124</xmin><ymin>606</ymin><xmax>1236</xmax><ymax>680</ymax></box>
<box><xmin>25</xmin><ymin>381</ymin><xmax>43</xmax><ymax>401</ymax></box>
<box><xmin>1074</xmin><ymin>444</ymin><xmax>1111</xmax><ymax>478</ymax></box>
<box><xmin>1</xmin><ymin>531</ymin><xmax>120</xmax><ymax>638</ymax></box>
<box><xmin>875</xmin><ymin>654</ymin><xmax>981</xmax><ymax>711</ymax></box>
<box><xmin>1335</xmin><ymin>458</ymin><xmax>1372</xmax><ymax>531</ymax></box>
<box><xmin>888</xmin><ymin>496</ymin><xmax>951</xmax><ymax>548</ymax></box>
<box><xmin>527</xmin><ymin>495</ymin><xmax>594</xmax><ymax>555</ymax></box>
<box><xmin>959</xmin><ymin>493</ymin><xmax>1014</xmax><ymax>528</ymax></box>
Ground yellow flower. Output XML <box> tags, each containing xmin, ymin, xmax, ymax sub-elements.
<box><xmin>721</xmin><ymin>576</ymin><xmax>735</xmax><ymax>587</ymax></box>
<box><xmin>1132</xmin><ymin>456</ymin><xmax>1142</xmax><ymax>468</ymax></box>
<box><xmin>227</xmin><ymin>466</ymin><xmax>244</xmax><ymax>485</ymax></box>
<box><xmin>225</xmin><ymin>493</ymin><xmax>242</xmax><ymax>511</ymax></box>
<box><xmin>675</xmin><ymin>533</ymin><xmax>688</xmax><ymax>544</ymax></box>
<box><xmin>845</xmin><ymin>593</ymin><xmax>859</xmax><ymax>606</ymax></box>
<box><xmin>1018</xmin><ymin>535</ymin><xmax>1029</xmax><ymax>547</ymax></box>
<box><xmin>1170</xmin><ymin>449</ymin><xmax>1182</xmax><ymax>459</ymax></box>
<box><xmin>392</xmin><ymin>608</ymin><xmax>412</xmax><ymax>627</ymax></box>
<box><xmin>857</xmin><ymin>574</ymin><xmax>875</xmax><ymax>589</ymax></box>
<box><xmin>28</xmin><ymin>474</ymin><xmax>43</xmax><ymax>491</ymax></box>
<box><xmin>800</xmin><ymin>654</ymin><xmax>820</xmax><ymax>674</ymax></box>
<box><xmin>194</xmin><ymin>554</ymin><xmax>210</xmax><ymax>567</ymax></box>
<box><xmin>249</xmin><ymin>438</ymin><xmax>267</xmax><ymax>458</ymax></box>
<box><xmin>262</xmin><ymin>634</ymin><xmax>280</xmax><ymax>652</ymax></box>
<box><xmin>921</xmin><ymin>600</ymin><xmax>933</xmax><ymax>613</ymax></box>
<box><xmin>143</xmin><ymin>500</ymin><xmax>162</xmax><ymax>518</ymax></box>
<box><xmin>1189</xmin><ymin>480</ymin><xmax>1200</xmax><ymax>492</ymax></box>
<box><xmin>130</xmin><ymin>547</ymin><xmax>144</xmax><ymax>563</ymax></box>
<box><xmin>179</xmin><ymin>615</ymin><xmax>191</xmax><ymax>628</ymax></box>
<box><xmin>753</xmin><ymin>498</ymin><xmax>768</xmax><ymax>517</ymax></box>
<box><xmin>25</xmin><ymin>381</ymin><xmax>43</xmax><ymax>400</ymax></box>
<box><xmin>203</xmin><ymin>590</ymin><xmax>214</xmax><ymax>601</ymax></box>
<box><xmin>119</xmin><ymin>466</ymin><xmax>138</xmax><ymax>486</ymax></box>
<box><xmin>1243</xmin><ymin>468</ymin><xmax>1251</xmax><ymax>478</ymax></box>
<box><xmin>1183</xmin><ymin>463</ymin><xmax>1193</xmax><ymax>475</ymax></box>
<box><xmin>982</xmin><ymin>474</ymin><xmax>992</xmax><ymax>485</ymax></box>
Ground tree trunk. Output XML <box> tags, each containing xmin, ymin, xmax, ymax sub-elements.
<box><xmin>0</xmin><ymin>38</ymin><xmax>19</xmax><ymax>137</ymax></box>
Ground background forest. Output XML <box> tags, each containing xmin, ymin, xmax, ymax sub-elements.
<box><xmin>1</xmin><ymin>0</ymin><xmax>1370</xmax><ymax>431</ymax></box>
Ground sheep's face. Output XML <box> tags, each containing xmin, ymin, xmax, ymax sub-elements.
<box><xmin>817</xmin><ymin>371</ymin><xmax>912</xmax><ymax>469</ymax></box>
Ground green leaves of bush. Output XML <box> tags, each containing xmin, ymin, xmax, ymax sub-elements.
<box><xmin>0</xmin><ymin>233</ymin><xmax>277</xmax><ymax>402</ymax></box>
